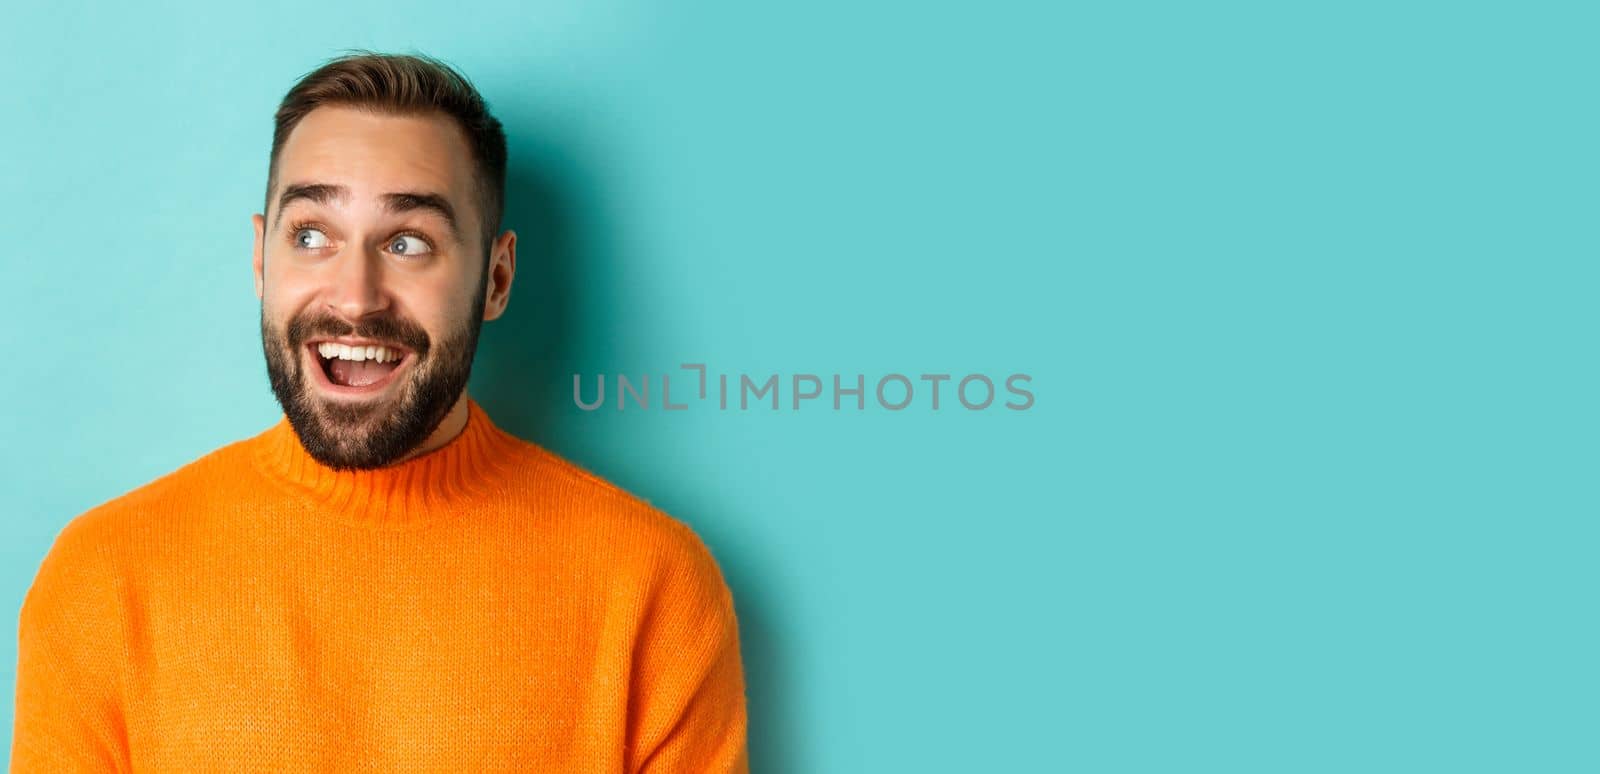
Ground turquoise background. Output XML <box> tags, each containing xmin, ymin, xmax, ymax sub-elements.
<box><xmin>2</xmin><ymin>1</ymin><xmax>1595</xmax><ymax>771</ymax></box>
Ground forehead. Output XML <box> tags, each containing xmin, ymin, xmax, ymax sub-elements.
<box><xmin>274</xmin><ymin>106</ymin><xmax>476</xmax><ymax>213</ymax></box>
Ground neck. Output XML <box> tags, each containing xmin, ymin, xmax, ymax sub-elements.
<box><xmin>394</xmin><ymin>392</ymin><xmax>471</xmax><ymax>464</ymax></box>
<box><xmin>250</xmin><ymin>393</ymin><xmax>519</xmax><ymax>528</ymax></box>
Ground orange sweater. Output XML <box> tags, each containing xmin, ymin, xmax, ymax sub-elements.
<box><xmin>10</xmin><ymin>399</ymin><xmax>748</xmax><ymax>772</ymax></box>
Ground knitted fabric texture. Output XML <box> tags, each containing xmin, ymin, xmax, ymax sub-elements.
<box><xmin>10</xmin><ymin>398</ymin><xmax>748</xmax><ymax>772</ymax></box>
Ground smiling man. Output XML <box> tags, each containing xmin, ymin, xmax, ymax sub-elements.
<box><xmin>11</xmin><ymin>53</ymin><xmax>748</xmax><ymax>772</ymax></box>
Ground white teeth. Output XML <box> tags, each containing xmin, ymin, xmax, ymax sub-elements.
<box><xmin>316</xmin><ymin>342</ymin><xmax>402</xmax><ymax>363</ymax></box>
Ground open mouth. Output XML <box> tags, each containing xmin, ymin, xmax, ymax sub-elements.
<box><xmin>305</xmin><ymin>339</ymin><xmax>413</xmax><ymax>393</ymax></box>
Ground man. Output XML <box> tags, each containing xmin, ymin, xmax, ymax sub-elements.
<box><xmin>10</xmin><ymin>52</ymin><xmax>748</xmax><ymax>772</ymax></box>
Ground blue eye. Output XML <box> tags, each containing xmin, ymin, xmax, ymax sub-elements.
<box><xmin>389</xmin><ymin>234</ymin><xmax>432</xmax><ymax>256</ymax></box>
<box><xmin>294</xmin><ymin>228</ymin><xmax>329</xmax><ymax>249</ymax></box>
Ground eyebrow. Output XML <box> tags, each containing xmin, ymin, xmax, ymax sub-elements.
<box><xmin>274</xmin><ymin>182</ymin><xmax>461</xmax><ymax>242</ymax></box>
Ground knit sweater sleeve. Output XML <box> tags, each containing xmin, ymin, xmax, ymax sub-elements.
<box><xmin>626</xmin><ymin>519</ymin><xmax>750</xmax><ymax>774</ymax></box>
<box><xmin>10</xmin><ymin>515</ymin><xmax>130</xmax><ymax>773</ymax></box>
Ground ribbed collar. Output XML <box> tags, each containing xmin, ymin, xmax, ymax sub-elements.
<box><xmin>248</xmin><ymin>397</ymin><xmax>519</xmax><ymax>528</ymax></box>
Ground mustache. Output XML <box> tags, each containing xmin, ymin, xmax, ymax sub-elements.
<box><xmin>285</xmin><ymin>310</ymin><xmax>431</xmax><ymax>357</ymax></box>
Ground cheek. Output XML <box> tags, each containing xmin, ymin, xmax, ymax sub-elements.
<box><xmin>263</xmin><ymin>259</ymin><xmax>319</xmax><ymax>298</ymax></box>
<box><xmin>262</xmin><ymin>289</ymin><xmax>314</xmax><ymax>329</ymax></box>
<box><xmin>393</xmin><ymin>276</ymin><xmax>476</xmax><ymax>329</ymax></box>
<box><xmin>260</xmin><ymin>284</ymin><xmax>324</xmax><ymax>348</ymax></box>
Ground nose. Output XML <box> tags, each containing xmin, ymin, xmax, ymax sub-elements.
<box><xmin>324</xmin><ymin>245</ymin><xmax>392</xmax><ymax>322</ymax></box>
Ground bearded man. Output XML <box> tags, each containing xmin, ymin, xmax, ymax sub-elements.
<box><xmin>11</xmin><ymin>52</ymin><xmax>748</xmax><ymax>773</ymax></box>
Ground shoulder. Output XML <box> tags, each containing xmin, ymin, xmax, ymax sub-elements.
<box><xmin>82</xmin><ymin>436</ymin><xmax>255</xmax><ymax>529</ymax></box>
<box><xmin>27</xmin><ymin>435</ymin><xmax>256</xmax><ymax>594</ymax></box>
<box><xmin>496</xmin><ymin>435</ymin><xmax>734</xmax><ymax>600</ymax></box>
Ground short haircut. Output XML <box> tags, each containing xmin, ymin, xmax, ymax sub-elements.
<box><xmin>265</xmin><ymin>51</ymin><xmax>507</xmax><ymax>256</ymax></box>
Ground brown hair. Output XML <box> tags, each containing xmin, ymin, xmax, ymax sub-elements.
<box><xmin>265</xmin><ymin>51</ymin><xmax>508</xmax><ymax>256</ymax></box>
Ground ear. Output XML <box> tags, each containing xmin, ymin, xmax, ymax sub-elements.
<box><xmin>482</xmin><ymin>229</ymin><xmax>517</xmax><ymax>321</ymax></box>
<box><xmin>251</xmin><ymin>213</ymin><xmax>266</xmax><ymax>300</ymax></box>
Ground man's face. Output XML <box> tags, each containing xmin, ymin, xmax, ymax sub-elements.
<box><xmin>253</xmin><ymin>106</ymin><xmax>491</xmax><ymax>470</ymax></box>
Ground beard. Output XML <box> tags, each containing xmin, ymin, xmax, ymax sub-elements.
<box><xmin>260</xmin><ymin>278</ymin><xmax>486</xmax><ymax>471</ymax></box>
